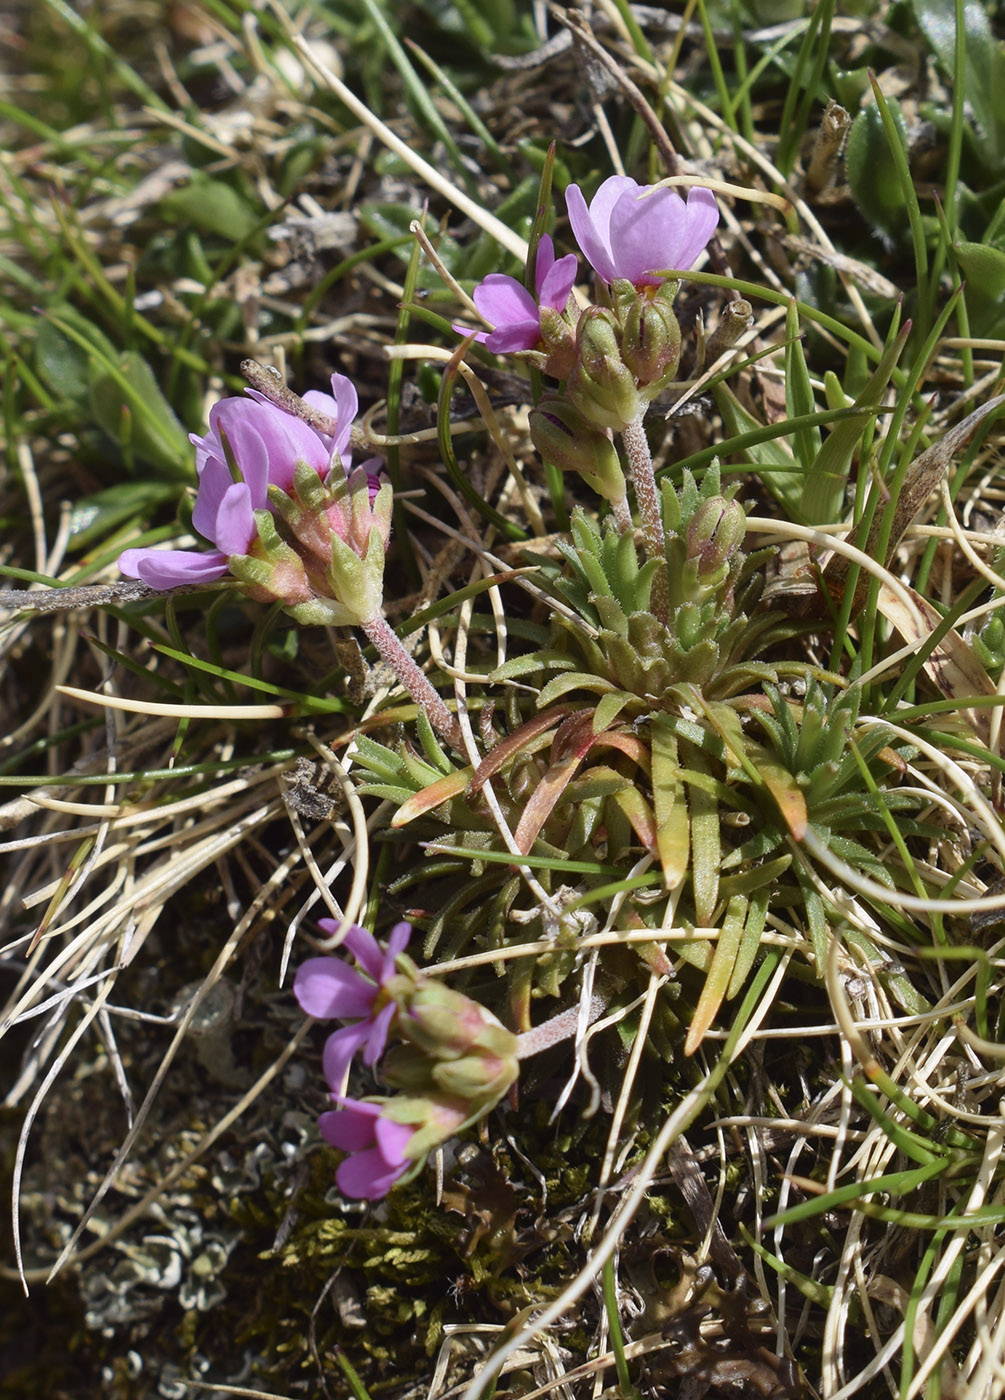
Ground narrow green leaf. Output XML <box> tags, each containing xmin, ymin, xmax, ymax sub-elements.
<box><xmin>685</xmin><ymin>895</ymin><xmax>746</xmax><ymax>1055</ymax></box>
<box><xmin>784</xmin><ymin>300</ymin><xmax>821</xmax><ymax>470</ymax></box>
<box><xmin>651</xmin><ymin>718</ymin><xmax>690</xmax><ymax>889</ymax></box>
<box><xmin>800</xmin><ymin>319</ymin><xmax>911</xmax><ymax>525</ymax></box>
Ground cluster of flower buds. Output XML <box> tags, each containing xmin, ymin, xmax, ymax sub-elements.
<box><xmin>293</xmin><ymin>921</ymin><xmax>519</xmax><ymax>1199</ymax></box>
<box><xmin>120</xmin><ymin>372</ymin><xmax>392</xmax><ymax>629</ymax></box>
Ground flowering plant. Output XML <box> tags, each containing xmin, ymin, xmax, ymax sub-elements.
<box><xmin>120</xmin><ymin>367</ymin><xmax>462</xmax><ymax>748</ymax></box>
<box><xmin>293</xmin><ymin>920</ymin><xmax>411</xmax><ymax>1088</ymax></box>
<box><xmin>319</xmin><ymin>1094</ymin><xmax>470</xmax><ymax>1200</ymax></box>
<box><xmin>120</xmin><ymin>372</ymin><xmax>391</xmax><ymax>627</ymax></box>
<box><xmin>293</xmin><ymin>920</ymin><xmax>521</xmax><ymax>1197</ymax></box>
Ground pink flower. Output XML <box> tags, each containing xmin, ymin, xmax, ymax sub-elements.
<box><xmin>319</xmin><ymin>1098</ymin><xmax>413</xmax><ymax>1199</ymax></box>
<box><xmin>119</xmin><ymin>373</ymin><xmax>377</xmax><ymax>588</ymax></box>
<box><xmin>318</xmin><ymin>1092</ymin><xmax>470</xmax><ymax>1199</ymax></box>
<box><xmin>294</xmin><ymin>921</ymin><xmax>410</xmax><ymax>1089</ymax></box>
<box><xmin>566</xmin><ymin>177</ymin><xmax>719</xmax><ymax>288</ymax></box>
<box><xmin>466</xmin><ymin>235</ymin><xmax>577</xmax><ymax>353</ymax></box>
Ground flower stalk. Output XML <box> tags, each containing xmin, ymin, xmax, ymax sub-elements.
<box><xmin>621</xmin><ymin>411</ymin><xmax>668</xmax><ymax>625</ymax></box>
<box><xmin>360</xmin><ymin>611</ymin><xmax>463</xmax><ymax>751</ymax></box>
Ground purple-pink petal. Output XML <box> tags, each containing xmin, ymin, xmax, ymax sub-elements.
<box><xmin>322</xmin><ymin>1022</ymin><xmax>374</xmax><ymax>1088</ymax></box>
<box><xmin>671</xmin><ymin>187</ymin><xmax>720</xmax><ymax>271</ymax></box>
<box><xmin>330</xmin><ymin>373</ymin><xmax>359</xmax><ymax>459</ymax></box>
<box><xmin>361</xmin><ymin>1000</ymin><xmax>396</xmax><ymax>1067</ymax></box>
<box><xmin>484</xmin><ymin>321</ymin><xmax>542</xmax><ymax>353</ymax></box>
<box><xmin>534</xmin><ymin>234</ymin><xmax>556</xmax><ymax>291</ymax></box>
<box><xmin>294</xmin><ymin>955</ymin><xmax>377</xmax><ymax>1020</ymax></box>
<box><xmin>566</xmin><ymin>179</ymin><xmax>620</xmax><ymax>284</ymax></box>
<box><xmin>300</xmin><ymin>374</ymin><xmax>358</xmax><ymax>463</ymax></box>
<box><xmin>586</xmin><ymin>176</ymin><xmax>638</xmax><ymax>244</ymax></box>
<box><xmin>210</xmin><ymin>481</ymin><xmax>257</xmax><ymax>556</ymax></box>
<box><xmin>332</xmin><ymin>923</ymin><xmax>384</xmax><ymax>981</ymax></box>
<box><xmin>374</xmin><ymin>1113</ymin><xmax>413</xmax><ymax>1162</ymax></box>
<box><xmin>336</xmin><ymin>1147</ymin><xmax>408</xmax><ymax>1199</ymax></box>
<box><xmin>608</xmin><ymin>184</ymin><xmax>685</xmax><ymax>285</ymax></box>
<box><xmin>538</xmin><ymin>251</ymin><xmax>578</xmax><ymax>312</ymax></box>
<box><xmin>191</xmin><ymin>456</ymin><xmax>240</xmax><ymax>545</ymax></box>
<box><xmin>203</xmin><ymin>399</ymin><xmax>273</xmax><ymax>496</ymax></box>
<box><xmin>380</xmin><ymin>922</ymin><xmax>411</xmax><ymax>978</ymax></box>
<box><xmin>319</xmin><ymin>1098</ymin><xmax>413</xmax><ymax>1198</ymax></box>
<box><xmin>261</xmin><ymin>405</ymin><xmax>331</xmax><ymax>487</ymax></box>
<box><xmin>319</xmin><ymin>1099</ymin><xmax>383</xmax><ymax>1150</ymax></box>
<box><xmin>118</xmin><ymin>547</ymin><xmax>230</xmax><ymax>588</ymax></box>
<box><xmin>566</xmin><ymin>176</ymin><xmax>718</xmax><ymax>287</ymax></box>
<box><xmin>473</xmin><ymin>274</ymin><xmax>538</xmax><ymax>329</ymax></box>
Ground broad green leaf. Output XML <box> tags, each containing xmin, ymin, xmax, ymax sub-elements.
<box><xmin>846</xmin><ymin>97</ymin><xmax>909</xmax><ymax>242</ymax></box>
<box><xmin>160</xmin><ymin>174</ymin><xmax>259</xmax><ymax>242</ymax></box>
<box><xmin>35</xmin><ymin>309</ymin><xmax>118</xmax><ymax>404</ymax></box>
<box><xmin>912</xmin><ymin>0</ymin><xmax>1005</xmax><ymax>164</ymax></box>
<box><xmin>89</xmin><ymin>349</ymin><xmax>191</xmax><ymax>477</ymax></box>
<box><xmin>956</xmin><ymin>239</ymin><xmax>1005</xmax><ymax>334</ymax></box>
<box><xmin>68</xmin><ymin>481</ymin><xmax>179</xmax><ymax>551</ymax></box>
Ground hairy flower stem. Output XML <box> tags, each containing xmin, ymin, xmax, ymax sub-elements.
<box><xmin>621</xmin><ymin>411</ymin><xmax>668</xmax><ymax>624</ymax></box>
<box><xmin>515</xmin><ymin>993</ymin><xmax>606</xmax><ymax>1058</ymax></box>
<box><xmin>361</xmin><ymin>612</ymin><xmax>463</xmax><ymax>751</ymax></box>
<box><xmin>610</xmin><ymin>493</ymin><xmax>633</xmax><ymax>534</ymax></box>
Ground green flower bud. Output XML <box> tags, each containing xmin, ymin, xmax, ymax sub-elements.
<box><xmin>621</xmin><ymin>295</ymin><xmax>681</xmax><ymax>387</ymax></box>
<box><xmin>529</xmin><ymin>398</ymin><xmax>627</xmax><ymax>503</ymax></box>
<box><xmin>267</xmin><ymin>464</ymin><xmax>391</xmax><ymax>627</ymax></box>
<box><xmin>399</xmin><ymin>978</ymin><xmax>519</xmax><ymax>1064</ymax></box>
<box><xmin>430</xmin><ymin>1050</ymin><xmax>518</xmax><ymax>1103</ymax></box>
<box><xmin>538</xmin><ymin>305</ymin><xmax>577</xmax><ymax>380</ymax></box>
<box><xmin>567</xmin><ymin>307</ymin><xmax>641</xmax><ymax>431</ymax></box>
<box><xmin>610</xmin><ymin>278</ymin><xmax>639</xmax><ymax>322</ymax></box>
<box><xmin>686</xmin><ymin>496</ymin><xmax>746</xmax><ymax>583</ymax></box>
<box><xmin>383</xmin><ymin>1040</ymin><xmax>518</xmax><ymax>1115</ymax></box>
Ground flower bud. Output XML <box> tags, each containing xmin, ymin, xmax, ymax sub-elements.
<box><xmin>567</xmin><ymin>307</ymin><xmax>641</xmax><ymax>430</ymax></box>
<box><xmin>399</xmin><ymin>978</ymin><xmax>519</xmax><ymax>1065</ymax></box>
<box><xmin>686</xmin><ymin>496</ymin><xmax>746</xmax><ymax>583</ymax></box>
<box><xmin>431</xmin><ymin>1051</ymin><xmax>518</xmax><ymax>1102</ymax></box>
<box><xmin>379</xmin><ymin>1092</ymin><xmax>471</xmax><ymax>1162</ymax></box>
<box><xmin>529</xmin><ymin>398</ymin><xmax>627</xmax><ymax>503</ymax></box>
<box><xmin>610</xmin><ymin>278</ymin><xmax>639</xmax><ymax>322</ymax></box>
<box><xmin>383</xmin><ymin>1042</ymin><xmax>518</xmax><ymax>1106</ymax></box>
<box><xmin>621</xmin><ymin>295</ymin><xmax>681</xmax><ymax>386</ymax></box>
<box><xmin>538</xmin><ymin>305</ymin><xmax>577</xmax><ymax>380</ymax></box>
